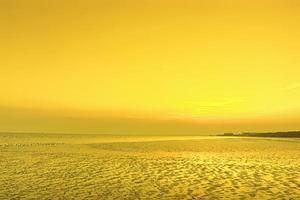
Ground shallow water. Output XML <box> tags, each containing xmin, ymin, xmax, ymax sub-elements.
<box><xmin>0</xmin><ymin>133</ymin><xmax>299</xmax><ymax>199</ymax></box>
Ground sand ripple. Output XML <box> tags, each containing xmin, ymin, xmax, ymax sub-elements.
<box><xmin>0</xmin><ymin>133</ymin><xmax>299</xmax><ymax>199</ymax></box>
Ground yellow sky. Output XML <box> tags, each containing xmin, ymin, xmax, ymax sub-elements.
<box><xmin>1</xmin><ymin>0</ymin><xmax>300</xmax><ymax>134</ymax></box>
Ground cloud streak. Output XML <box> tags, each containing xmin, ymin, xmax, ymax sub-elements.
<box><xmin>280</xmin><ymin>83</ymin><xmax>300</xmax><ymax>91</ymax></box>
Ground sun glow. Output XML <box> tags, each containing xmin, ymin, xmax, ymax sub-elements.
<box><xmin>1</xmin><ymin>0</ymin><xmax>300</xmax><ymax>134</ymax></box>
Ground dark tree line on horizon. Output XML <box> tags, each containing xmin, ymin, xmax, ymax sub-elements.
<box><xmin>219</xmin><ymin>131</ymin><xmax>300</xmax><ymax>138</ymax></box>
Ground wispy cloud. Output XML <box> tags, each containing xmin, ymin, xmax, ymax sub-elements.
<box><xmin>181</xmin><ymin>98</ymin><xmax>244</xmax><ymax>113</ymax></box>
<box><xmin>280</xmin><ymin>83</ymin><xmax>300</xmax><ymax>91</ymax></box>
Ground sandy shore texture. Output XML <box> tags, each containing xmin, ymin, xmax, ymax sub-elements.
<box><xmin>0</xmin><ymin>133</ymin><xmax>299</xmax><ymax>199</ymax></box>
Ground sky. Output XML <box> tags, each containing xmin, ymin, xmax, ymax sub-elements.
<box><xmin>1</xmin><ymin>0</ymin><xmax>300</xmax><ymax>135</ymax></box>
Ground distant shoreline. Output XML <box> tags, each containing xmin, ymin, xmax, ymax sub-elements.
<box><xmin>217</xmin><ymin>131</ymin><xmax>300</xmax><ymax>138</ymax></box>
